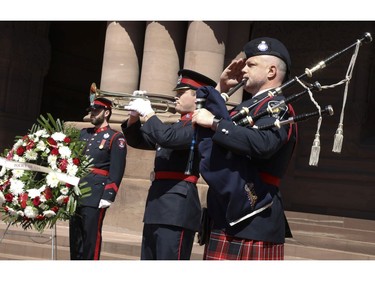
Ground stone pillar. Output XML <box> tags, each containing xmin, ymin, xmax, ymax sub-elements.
<box><xmin>140</xmin><ymin>21</ymin><xmax>186</xmax><ymax>98</ymax></box>
<box><xmin>98</xmin><ymin>21</ymin><xmax>145</xmax><ymax>123</ymax></box>
<box><xmin>0</xmin><ymin>22</ymin><xmax>50</xmax><ymax>148</ymax></box>
<box><xmin>100</xmin><ymin>21</ymin><xmax>145</xmax><ymax>93</ymax></box>
<box><xmin>184</xmin><ymin>21</ymin><xmax>228</xmax><ymax>85</ymax></box>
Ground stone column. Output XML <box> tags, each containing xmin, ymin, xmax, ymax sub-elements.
<box><xmin>139</xmin><ymin>21</ymin><xmax>186</xmax><ymax>98</ymax></box>
<box><xmin>99</xmin><ymin>21</ymin><xmax>145</xmax><ymax>122</ymax></box>
<box><xmin>100</xmin><ymin>21</ymin><xmax>145</xmax><ymax>93</ymax></box>
<box><xmin>184</xmin><ymin>21</ymin><xmax>228</xmax><ymax>85</ymax></box>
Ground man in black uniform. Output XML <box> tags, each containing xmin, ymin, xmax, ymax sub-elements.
<box><xmin>69</xmin><ymin>97</ymin><xmax>127</xmax><ymax>260</ymax></box>
<box><xmin>121</xmin><ymin>69</ymin><xmax>216</xmax><ymax>260</ymax></box>
<box><xmin>193</xmin><ymin>37</ymin><xmax>297</xmax><ymax>260</ymax></box>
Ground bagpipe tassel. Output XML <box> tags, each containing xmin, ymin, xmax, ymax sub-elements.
<box><xmin>309</xmin><ymin>133</ymin><xmax>321</xmax><ymax>166</ymax></box>
<box><xmin>332</xmin><ymin>123</ymin><xmax>344</xmax><ymax>153</ymax></box>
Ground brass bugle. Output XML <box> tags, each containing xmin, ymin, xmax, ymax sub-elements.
<box><xmin>256</xmin><ymin>105</ymin><xmax>334</xmax><ymax>131</ymax></box>
<box><xmin>90</xmin><ymin>82</ymin><xmax>177</xmax><ymax>114</ymax></box>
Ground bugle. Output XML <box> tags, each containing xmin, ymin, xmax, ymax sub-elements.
<box><xmin>90</xmin><ymin>83</ymin><xmax>177</xmax><ymax>114</ymax></box>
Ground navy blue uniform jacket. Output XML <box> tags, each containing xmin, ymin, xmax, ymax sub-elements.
<box><xmin>197</xmin><ymin>87</ymin><xmax>297</xmax><ymax>244</ymax></box>
<box><xmin>121</xmin><ymin>115</ymin><xmax>201</xmax><ymax>232</ymax></box>
<box><xmin>79</xmin><ymin>126</ymin><xmax>127</xmax><ymax>207</ymax></box>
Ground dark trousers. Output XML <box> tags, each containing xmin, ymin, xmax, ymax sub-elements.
<box><xmin>69</xmin><ymin>206</ymin><xmax>107</xmax><ymax>260</ymax></box>
<box><xmin>141</xmin><ymin>223</ymin><xmax>195</xmax><ymax>260</ymax></box>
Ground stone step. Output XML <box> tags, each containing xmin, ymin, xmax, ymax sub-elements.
<box><xmin>1</xmin><ymin>212</ymin><xmax>375</xmax><ymax>260</ymax></box>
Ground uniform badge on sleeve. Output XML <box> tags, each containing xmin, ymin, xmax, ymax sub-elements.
<box><xmin>118</xmin><ymin>138</ymin><xmax>126</xmax><ymax>149</ymax></box>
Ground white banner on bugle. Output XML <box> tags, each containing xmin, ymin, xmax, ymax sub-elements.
<box><xmin>0</xmin><ymin>157</ymin><xmax>80</xmax><ymax>186</ymax></box>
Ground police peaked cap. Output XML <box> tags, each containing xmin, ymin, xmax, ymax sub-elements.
<box><xmin>173</xmin><ymin>69</ymin><xmax>217</xmax><ymax>91</ymax></box>
<box><xmin>86</xmin><ymin>97</ymin><xmax>113</xmax><ymax>111</ymax></box>
<box><xmin>243</xmin><ymin>37</ymin><xmax>291</xmax><ymax>79</ymax></box>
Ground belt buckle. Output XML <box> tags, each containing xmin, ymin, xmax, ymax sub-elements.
<box><xmin>150</xmin><ymin>171</ymin><xmax>155</xmax><ymax>181</ymax></box>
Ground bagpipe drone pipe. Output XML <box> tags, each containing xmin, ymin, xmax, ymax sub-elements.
<box><xmin>192</xmin><ymin>32</ymin><xmax>372</xmax><ymax>227</ymax></box>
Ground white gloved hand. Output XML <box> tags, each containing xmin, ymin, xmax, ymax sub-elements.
<box><xmin>125</xmin><ymin>98</ymin><xmax>154</xmax><ymax>117</ymax></box>
<box><xmin>125</xmin><ymin>99</ymin><xmax>141</xmax><ymax>117</ymax></box>
<box><xmin>98</xmin><ymin>199</ymin><xmax>112</xmax><ymax>208</ymax></box>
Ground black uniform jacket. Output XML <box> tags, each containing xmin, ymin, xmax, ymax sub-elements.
<box><xmin>121</xmin><ymin>115</ymin><xmax>201</xmax><ymax>232</ymax></box>
<box><xmin>79</xmin><ymin>126</ymin><xmax>127</xmax><ymax>207</ymax></box>
<box><xmin>197</xmin><ymin>86</ymin><xmax>297</xmax><ymax>244</ymax></box>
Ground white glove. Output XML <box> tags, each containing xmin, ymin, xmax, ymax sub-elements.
<box><xmin>125</xmin><ymin>98</ymin><xmax>154</xmax><ymax>117</ymax></box>
<box><xmin>125</xmin><ymin>99</ymin><xmax>141</xmax><ymax>117</ymax></box>
<box><xmin>98</xmin><ymin>199</ymin><xmax>112</xmax><ymax>208</ymax></box>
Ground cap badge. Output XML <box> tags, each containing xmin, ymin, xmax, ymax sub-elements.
<box><xmin>177</xmin><ymin>74</ymin><xmax>182</xmax><ymax>84</ymax></box>
<box><xmin>257</xmin><ymin>41</ymin><xmax>269</xmax><ymax>52</ymax></box>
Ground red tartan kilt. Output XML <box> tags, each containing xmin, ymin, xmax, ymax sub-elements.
<box><xmin>203</xmin><ymin>229</ymin><xmax>284</xmax><ymax>260</ymax></box>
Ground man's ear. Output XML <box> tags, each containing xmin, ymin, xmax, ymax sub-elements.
<box><xmin>267</xmin><ymin>65</ymin><xmax>277</xmax><ymax>79</ymax></box>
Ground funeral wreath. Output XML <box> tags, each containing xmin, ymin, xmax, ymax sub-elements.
<box><xmin>0</xmin><ymin>114</ymin><xmax>92</xmax><ymax>232</ymax></box>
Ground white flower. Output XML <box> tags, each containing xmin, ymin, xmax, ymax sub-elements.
<box><xmin>24</xmin><ymin>206</ymin><xmax>38</xmax><ymax>219</ymax></box>
<box><xmin>60</xmin><ymin>187</ymin><xmax>69</xmax><ymax>195</ymax></box>
<box><xmin>9</xmin><ymin>178</ymin><xmax>25</xmax><ymax>195</ymax></box>
<box><xmin>48</xmin><ymin>155</ymin><xmax>58</xmax><ymax>170</ymax></box>
<box><xmin>25</xmin><ymin>149</ymin><xmax>38</xmax><ymax>161</ymax></box>
<box><xmin>43</xmin><ymin>210</ymin><xmax>56</xmax><ymax>218</ymax></box>
<box><xmin>0</xmin><ymin>191</ymin><xmax>5</xmax><ymax>204</ymax></box>
<box><xmin>36</xmin><ymin>140</ymin><xmax>47</xmax><ymax>151</ymax></box>
<box><xmin>27</xmin><ymin>188</ymin><xmax>41</xmax><ymax>199</ymax></box>
<box><xmin>7</xmin><ymin>207</ymin><xmax>18</xmax><ymax>216</ymax></box>
<box><xmin>51</xmin><ymin>132</ymin><xmax>66</xmax><ymax>142</ymax></box>
<box><xmin>46</xmin><ymin>172</ymin><xmax>60</xmax><ymax>188</ymax></box>
<box><xmin>13</xmin><ymin>139</ymin><xmax>23</xmax><ymax>150</ymax></box>
<box><xmin>67</xmin><ymin>163</ymin><xmax>78</xmax><ymax>176</ymax></box>
<box><xmin>59</xmin><ymin>146</ymin><xmax>71</xmax><ymax>159</ymax></box>
<box><xmin>56</xmin><ymin>195</ymin><xmax>68</xmax><ymax>204</ymax></box>
<box><xmin>12</xmin><ymin>169</ymin><xmax>25</xmax><ymax>178</ymax></box>
<box><xmin>17</xmin><ymin>210</ymin><xmax>24</xmax><ymax>217</ymax></box>
<box><xmin>35</xmin><ymin>129</ymin><xmax>48</xmax><ymax>138</ymax></box>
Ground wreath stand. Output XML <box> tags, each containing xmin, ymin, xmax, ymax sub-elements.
<box><xmin>0</xmin><ymin>223</ymin><xmax>58</xmax><ymax>260</ymax></box>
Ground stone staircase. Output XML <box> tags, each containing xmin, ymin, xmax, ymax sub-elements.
<box><xmin>1</xmin><ymin>210</ymin><xmax>374</xmax><ymax>260</ymax></box>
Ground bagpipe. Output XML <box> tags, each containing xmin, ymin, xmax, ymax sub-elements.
<box><xmin>188</xmin><ymin>32</ymin><xmax>373</xmax><ymax>226</ymax></box>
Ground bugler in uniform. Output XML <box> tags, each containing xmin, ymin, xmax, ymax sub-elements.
<box><xmin>122</xmin><ymin>69</ymin><xmax>216</xmax><ymax>260</ymax></box>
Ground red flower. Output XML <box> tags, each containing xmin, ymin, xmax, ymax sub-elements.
<box><xmin>36</xmin><ymin>215</ymin><xmax>45</xmax><ymax>220</ymax></box>
<box><xmin>33</xmin><ymin>196</ymin><xmax>41</xmax><ymax>207</ymax></box>
<box><xmin>50</xmin><ymin>148</ymin><xmax>59</xmax><ymax>155</ymax></box>
<box><xmin>43</xmin><ymin>187</ymin><xmax>53</xmax><ymax>200</ymax></box>
<box><xmin>47</xmin><ymin>137</ymin><xmax>57</xmax><ymax>147</ymax></box>
<box><xmin>73</xmin><ymin>158</ymin><xmax>80</xmax><ymax>166</ymax></box>
<box><xmin>5</xmin><ymin>193</ymin><xmax>13</xmax><ymax>202</ymax></box>
<box><xmin>63</xmin><ymin>197</ymin><xmax>69</xmax><ymax>204</ymax></box>
<box><xmin>26</xmin><ymin>140</ymin><xmax>35</xmax><ymax>150</ymax></box>
<box><xmin>64</xmin><ymin>137</ymin><xmax>71</xmax><ymax>144</ymax></box>
<box><xmin>16</xmin><ymin>146</ymin><xmax>25</xmax><ymax>156</ymax></box>
<box><xmin>59</xmin><ymin>159</ymin><xmax>68</xmax><ymax>172</ymax></box>
<box><xmin>20</xmin><ymin>193</ymin><xmax>28</xmax><ymax>209</ymax></box>
<box><xmin>51</xmin><ymin>206</ymin><xmax>59</xmax><ymax>213</ymax></box>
